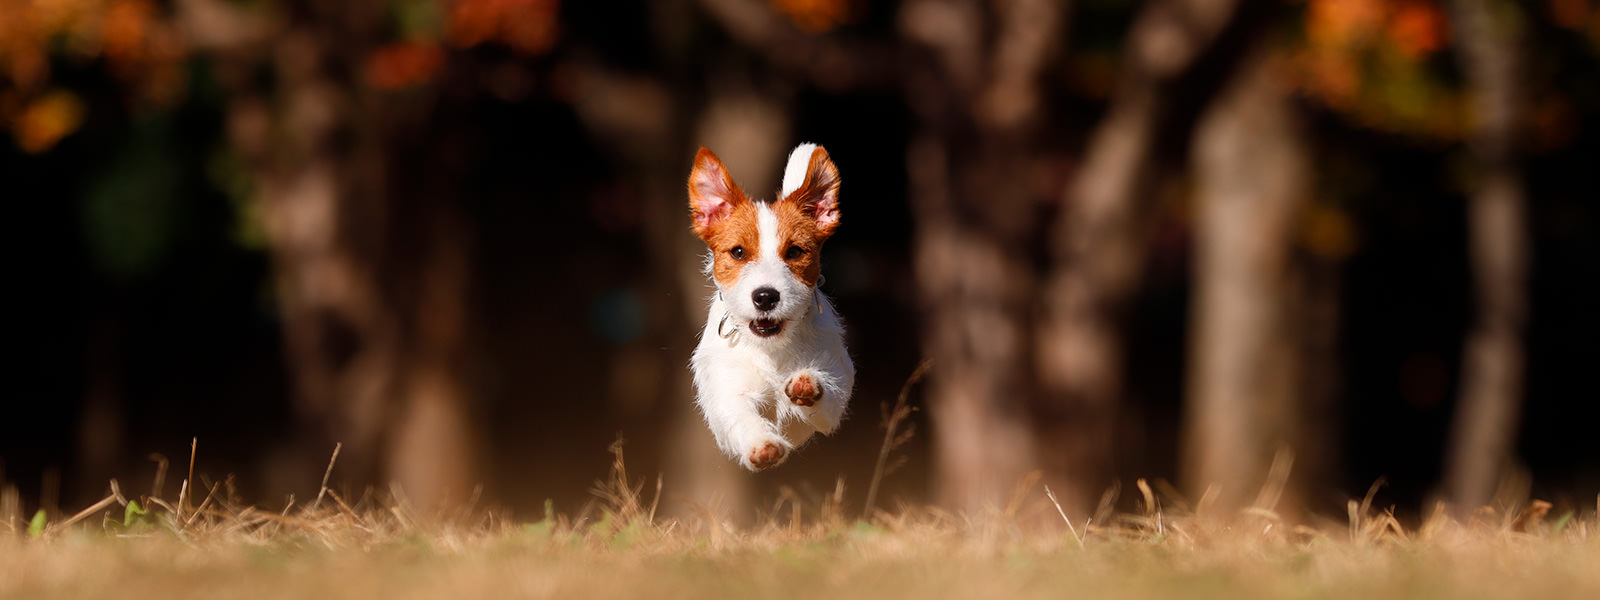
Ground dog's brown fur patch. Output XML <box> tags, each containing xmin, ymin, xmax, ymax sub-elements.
<box><xmin>688</xmin><ymin>148</ymin><xmax>760</xmax><ymax>289</ymax></box>
<box><xmin>770</xmin><ymin>200</ymin><xmax>825</xmax><ymax>287</ymax></box>
<box><xmin>774</xmin><ymin>146</ymin><xmax>841</xmax><ymax>287</ymax></box>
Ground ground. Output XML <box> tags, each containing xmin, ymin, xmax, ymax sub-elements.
<box><xmin>2</xmin><ymin>514</ymin><xmax>1598</xmax><ymax>599</ymax></box>
<box><xmin>2</xmin><ymin>468</ymin><xmax>1596</xmax><ymax>600</ymax></box>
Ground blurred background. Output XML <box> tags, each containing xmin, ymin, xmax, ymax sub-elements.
<box><xmin>4</xmin><ymin>0</ymin><xmax>1598</xmax><ymax>523</ymax></box>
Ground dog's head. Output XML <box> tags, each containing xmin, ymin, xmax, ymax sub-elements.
<box><xmin>688</xmin><ymin>143</ymin><xmax>840</xmax><ymax>339</ymax></box>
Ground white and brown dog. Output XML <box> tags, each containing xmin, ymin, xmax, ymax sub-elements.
<box><xmin>687</xmin><ymin>143</ymin><xmax>856</xmax><ymax>471</ymax></box>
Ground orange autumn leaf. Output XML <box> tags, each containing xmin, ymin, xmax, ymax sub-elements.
<box><xmin>366</xmin><ymin>41</ymin><xmax>445</xmax><ymax>90</ymax></box>
<box><xmin>14</xmin><ymin>89</ymin><xmax>86</xmax><ymax>153</ymax></box>
<box><xmin>1307</xmin><ymin>0</ymin><xmax>1384</xmax><ymax>47</ymax></box>
<box><xmin>103</xmin><ymin>0</ymin><xmax>155</xmax><ymax>65</ymax></box>
<box><xmin>447</xmin><ymin>0</ymin><xmax>497</xmax><ymax>47</ymax></box>
<box><xmin>771</xmin><ymin>0</ymin><xmax>852</xmax><ymax>33</ymax></box>
<box><xmin>1548</xmin><ymin>0</ymin><xmax>1589</xmax><ymax>30</ymax></box>
<box><xmin>1</xmin><ymin>0</ymin><xmax>186</xmax><ymax>106</ymax></box>
<box><xmin>4</xmin><ymin>46</ymin><xmax>51</xmax><ymax>90</ymax></box>
<box><xmin>1389</xmin><ymin>2</ymin><xmax>1450</xmax><ymax>57</ymax></box>
<box><xmin>1296</xmin><ymin>0</ymin><xmax>1463</xmax><ymax>139</ymax></box>
<box><xmin>447</xmin><ymin>0</ymin><xmax>559</xmax><ymax>55</ymax></box>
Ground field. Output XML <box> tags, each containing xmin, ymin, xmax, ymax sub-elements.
<box><xmin>3</xmin><ymin>447</ymin><xmax>1597</xmax><ymax>600</ymax></box>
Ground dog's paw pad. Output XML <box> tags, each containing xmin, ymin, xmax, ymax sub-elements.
<box><xmin>785</xmin><ymin>373</ymin><xmax>821</xmax><ymax>407</ymax></box>
<box><xmin>748</xmin><ymin>442</ymin><xmax>787</xmax><ymax>470</ymax></box>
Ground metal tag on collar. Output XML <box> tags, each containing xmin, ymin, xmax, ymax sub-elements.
<box><xmin>713</xmin><ymin>289</ymin><xmax>740</xmax><ymax>344</ymax></box>
<box><xmin>717</xmin><ymin>311</ymin><xmax>740</xmax><ymax>345</ymax></box>
<box><xmin>814</xmin><ymin>275</ymin><xmax>826</xmax><ymax>315</ymax></box>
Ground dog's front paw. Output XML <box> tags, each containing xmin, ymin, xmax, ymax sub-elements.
<box><xmin>785</xmin><ymin>372</ymin><xmax>822</xmax><ymax>407</ymax></box>
<box><xmin>746</xmin><ymin>441</ymin><xmax>788</xmax><ymax>470</ymax></box>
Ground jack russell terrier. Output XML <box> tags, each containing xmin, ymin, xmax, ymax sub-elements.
<box><xmin>686</xmin><ymin>143</ymin><xmax>856</xmax><ymax>471</ymax></box>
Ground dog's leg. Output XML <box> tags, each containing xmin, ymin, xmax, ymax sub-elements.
<box><xmin>783</xmin><ymin>363</ymin><xmax>852</xmax><ymax>435</ymax></box>
<box><xmin>708</xmin><ymin>391</ymin><xmax>792</xmax><ymax>471</ymax></box>
<box><xmin>728</xmin><ymin>396</ymin><xmax>790</xmax><ymax>471</ymax></box>
<box><xmin>695</xmin><ymin>371</ymin><xmax>793</xmax><ymax>471</ymax></box>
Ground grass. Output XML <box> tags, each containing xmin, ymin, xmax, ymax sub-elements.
<box><xmin>1</xmin><ymin>438</ymin><xmax>1597</xmax><ymax>600</ymax></box>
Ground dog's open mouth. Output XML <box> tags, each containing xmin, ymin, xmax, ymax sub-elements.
<box><xmin>748</xmin><ymin>319</ymin><xmax>785</xmax><ymax>337</ymax></box>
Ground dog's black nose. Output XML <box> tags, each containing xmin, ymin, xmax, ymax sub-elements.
<box><xmin>752</xmin><ymin>287</ymin><xmax>780</xmax><ymax>312</ymax></box>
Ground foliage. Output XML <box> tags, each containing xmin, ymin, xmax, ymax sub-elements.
<box><xmin>770</xmin><ymin>0</ymin><xmax>855</xmax><ymax>33</ymax></box>
<box><xmin>0</xmin><ymin>0</ymin><xmax>564</xmax><ymax>149</ymax></box>
<box><xmin>1295</xmin><ymin>0</ymin><xmax>1461</xmax><ymax>138</ymax></box>
<box><xmin>0</xmin><ymin>0</ymin><xmax>185</xmax><ymax>152</ymax></box>
<box><xmin>1294</xmin><ymin>0</ymin><xmax>1600</xmax><ymax>142</ymax></box>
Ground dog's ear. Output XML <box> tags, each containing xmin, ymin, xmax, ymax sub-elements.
<box><xmin>782</xmin><ymin>144</ymin><xmax>840</xmax><ymax>239</ymax></box>
<box><xmin>687</xmin><ymin>147</ymin><xmax>746</xmax><ymax>239</ymax></box>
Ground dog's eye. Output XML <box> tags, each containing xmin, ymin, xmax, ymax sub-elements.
<box><xmin>784</xmin><ymin>246</ymin><xmax>806</xmax><ymax>261</ymax></box>
<box><xmin>729</xmin><ymin>246</ymin><xmax>747</xmax><ymax>260</ymax></box>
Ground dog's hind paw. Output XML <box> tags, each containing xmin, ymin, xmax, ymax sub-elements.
<box><xmin>785</xmin><ymin>372</ymin><xmax>822</xmax><ymax>407</ymax></box>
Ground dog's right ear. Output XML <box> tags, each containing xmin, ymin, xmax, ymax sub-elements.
<box><xmin>687</xmin><ymin>148</ymin><xmax>746</xmax><ymax>239</ymax></box>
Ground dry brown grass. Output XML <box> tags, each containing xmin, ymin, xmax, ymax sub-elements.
<box><xmin>2</xmin><ymin>440</ymin><xmax>1597</xmax><ymax>600</ymax></box>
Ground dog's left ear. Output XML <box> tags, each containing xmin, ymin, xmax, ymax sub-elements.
<box><xmin>782</xmin><ymin>144</ymin><xmax>841</xmax><ymax>239</ymax></box>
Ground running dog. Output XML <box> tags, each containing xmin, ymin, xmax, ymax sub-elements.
<box><xmin>686</xmin><ymin>143</ymin><xmax>856</xmax><ymax>471</ymax></box>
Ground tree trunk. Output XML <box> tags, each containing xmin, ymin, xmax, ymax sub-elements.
<box><xmin>900</xmin><ymin>0</ymin><xmax>1063</xmax><ymax>514</ymax></box>
<box><xmin>908</xmin><ymin>133</ymin><xmax>1045</xmax><ymax>513</ymax></box>
<box><xmin>379</xmin><ymin>101</ymin><xmax>480</xmax><ymax>511</ymax></box>
<box><xmin>1442</xmin><ymin>0</ymin><xmax>1529</xmax><ymax>513</ymax></box>
<box><xmin>1183</xmin><ymin>46</ymin><xmax>1310</xmax><ymax>515</ymax></box>
<box><xmin>1036</xmin><ymin>0</ymin><xmax>1270</xmax><ymax>516</ymax></box>
<box><xmin>189</xmin><ymin>0</ymin><xmax>479</xmax><ymax>509</ymax></box>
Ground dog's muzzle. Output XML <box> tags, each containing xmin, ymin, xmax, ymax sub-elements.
<box><xmin>715</xmin><ymin>277</ymin><xmax>824</xmax><ymax>345</ymax></box>
<box><xmin>748</xmin><ymin>319</ymin><xmax>784</xmax><ymax>337</ymax></box>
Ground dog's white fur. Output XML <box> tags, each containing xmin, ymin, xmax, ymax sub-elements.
<box><xmin>780</xmin><ymin>143</ymin><xmax>817</xmax><ymax>197</ymax></box>
<box><xmin>690</xmin><ymin>144</ymin><xmax>856</xmax><ymax>470</ymax></box>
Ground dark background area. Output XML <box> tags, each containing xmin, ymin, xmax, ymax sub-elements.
<box><xmin>4</xmin><ymin>0</ymin><xmax>1598</xmax><ymax>521</ymax></box>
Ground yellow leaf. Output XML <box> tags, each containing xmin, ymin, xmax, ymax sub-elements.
<box><xmin>14</xmin><ymin>89</ymin><xmax>86</xmax><ymax>153</ymax></box>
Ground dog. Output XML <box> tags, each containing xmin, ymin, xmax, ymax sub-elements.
<box><xmin>686</xmin><ymin>143</ymin><xmax>856</xmax><ymax>471</ymax></box>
